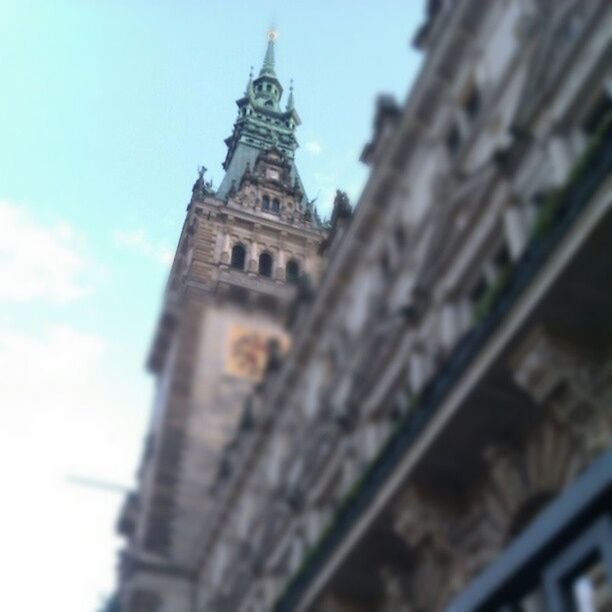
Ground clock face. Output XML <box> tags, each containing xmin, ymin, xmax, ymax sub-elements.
<box><xmin>225</xmin><ymin>325</ymin><xmax>289</xmax><ymax>381</ymax></box>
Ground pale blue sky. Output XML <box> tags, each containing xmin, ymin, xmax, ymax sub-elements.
<box><xmin>0</xmin><ymin>1</ymin><xmax>424</xmax><ymax>609</ymax></box>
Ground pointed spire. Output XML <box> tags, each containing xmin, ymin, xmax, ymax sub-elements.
<box><xmin>286</xmin><ymin>79</ymin><xmax>295</xmax><ymax>111</ymax></box>
<box><xmin>259</xmin><ymin>29</ymin><xmax>277</xmax><ymax>77</ymax></box>
<box><xmin>245</xmin><ymin>65</ymin><xmax>254</xmax><ymax>96</ymax></box>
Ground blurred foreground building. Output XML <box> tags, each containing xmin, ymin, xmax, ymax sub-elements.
<box><xmin>117</xmin><ymin>2</ymin><xmax>612</xmax><ymax>611</ymax></box>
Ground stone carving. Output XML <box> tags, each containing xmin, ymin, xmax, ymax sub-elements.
<box><xmin>379</xmin><ymin>567</ymin><xmax>411</xmax><ymax>612</ymax></box>
<box><xmin>331</xmin><ymin>190</ymin><xmax>352</xmax><ymax>224</ymax></box>
<box><xmin>510</xmin><ymin>326</ymin><xmax>612</xmax><ymax>463</ymax></box>
<box><xmin>385</xmin><ymin>365</ymin><xmax>607</xmax><ymax>612</ymax></box>
<box><xmin>192</xmin><ymin>165</ymin><xmax>213</xmax><ymax>198</ymax></box>
<box><xmin>303</xmin><ymin>198</ymin><xmax>315</xmax><ymax>222</ymax></box>
<box><xmin>391</xmin><ymin>488</ymin><xmax>464</xmax><ymax>609</ymax></box>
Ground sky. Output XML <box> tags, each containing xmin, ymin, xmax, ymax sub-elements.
<box><xmin>0</xmin><ymin>1</ymin><xmax>424</xmax><ymax>609</ymax></box>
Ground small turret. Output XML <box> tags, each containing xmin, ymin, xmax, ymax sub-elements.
<box><xmin>244</xmin><ymin>66</ymin><xmax>254</xmax><ymax>97</ymax></box>
<box><xmin>286</xmin><ymin>80</ymin><xmax>295</xmax><ymax>112</ymax></box>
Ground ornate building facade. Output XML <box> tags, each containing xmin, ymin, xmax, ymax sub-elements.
<box><xmin>116</xmin><ymin>33</ymin><xmax>326</xmax><ymax>612</ymax></box>
<box><xmin>118</xmin><ymin>1</ymin><xmax>612</xmax><ymax>611</ymax></box>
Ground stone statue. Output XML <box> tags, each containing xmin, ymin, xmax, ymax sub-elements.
<box><xmin>303</xmin><ymin>201</ymin><xmax>313</xmax><ymax>222</ymax></box>
<box><xmin>228</xmin><ymin>179</ymin><xmax>237</xmax><ymax>198</ymax></box>
<box><xmin>192</xmin><ymin>165</ymin><xmax>213</xmax><ymax>198</ymax></box>
<box><xmin>331</xmin><ymin>189</ymin><xmax>352</xmax><ymax>221</ymax></box>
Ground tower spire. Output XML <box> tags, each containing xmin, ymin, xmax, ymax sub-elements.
<box><xmin>218</xmin><ymin>27</ymin><xmax>303</xmax><ymax>200</ymax></box>
<box><xmin>260</xmin><ymin>29</ymin><xmax>277</xmax><ymax>77</ymax></box>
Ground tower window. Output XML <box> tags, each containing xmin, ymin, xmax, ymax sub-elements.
<box><xmin>286</xmin><ymin>260</ymin><xmax>300</xmax><ymax>284</ymax></box>
<box><xmin>272</xmin><ymin>198</ymin><xmax>280</xmax><ymax>213</ymax></box>
<box><xmin>262</xmin><ymin>195</ymin><xmax>270</xmax><ymax>210</ymax></box>
<box><xmin>259</xmin><ymin>252</ymin><xmax>273</xmax><ymax>277</ymax></box>
<box><xmin>231</xmin><ymin>244</ymin><xmax>246</xmax><ymax>270</ymax></box>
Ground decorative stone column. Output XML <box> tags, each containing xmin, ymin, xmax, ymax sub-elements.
<box><xmin>503</xmin><ymin>202</ymin><xmax>528</xmax><ymax>259</ymax></box>
<box><xmin>305</xmin><ymin>508</ymin><xmax>321</xmax><ymax>546</ymax></box>
<box><xmin>548</xmin><ymin>134</ymin><xmax>573</xmax><ymax>185</ymax></box>
<box><xmin>408</xmin><ymin>345</ymin><xmax>427</xmax><ymax>392</ymax></box>
<box><xmin>439</xmin><ymin>300</ymin><xmax>458</xmax><ymax>352</ymax></box>
<box><xmin>249</xmin><ymin>240</ymin><xmax>258</xmax><ymax>274</ymax></box>
<box><xmin>220</xmin><ymin>232</ymin><xmax>231</xmax><ymax>265</ymax></box>
<box><xmin>275</xmin><ymin>247</ymin><xmax>286</xmax><ymax>282</ymax></box>
<box><xmin>304</xmin><ymin>241</ymin><xmax>316</xmax><ymax>276</ymax></box>
<box><xmin>289</xmin><ymin>533</ymin><xmax>305</xmax><ymax>574</ymax></box>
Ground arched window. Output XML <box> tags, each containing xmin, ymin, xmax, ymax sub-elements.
<box><xmin>262</xmin><ymin>195</ymin><xmax>270</xmax><ymax>211</ymax></box>
<box><xmin>272</xmin><ymin>198</ymin><xmax>280</xmax><ymax>213</ymax></box>
<box><xmin>231</xmin><ymin>244</ymin><xmax>246</xmax><ymax>270</ymax></box>
<box><xmin>259</xmin><ymin>252</ymin><xmax>273</xmax><ymax>277</ymax></box>
<box><xmin>286</xmin><ymin>259</ymin><xmax>300</xmax><ymax>283</ymax></box>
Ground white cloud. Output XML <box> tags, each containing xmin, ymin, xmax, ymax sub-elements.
<box><xmin>0</xmin><ymin>320</ymin><xmax>148</xmax><ymax>611</ymax></box>
<box><xmin>113</xmin><ymin>228</ymin><xmax>173</xmax><ymax>267</ymax></box>
<box><xmin>305</xmin><ymin>140</ymin><xmax>323</xmax><ymax>154</ymax></box>
<box><xmin>0</xmin><ymin>200</ymin><xmax>92</xmax><ymax>303</ymax></box>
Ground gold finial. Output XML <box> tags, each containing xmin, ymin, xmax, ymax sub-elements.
<box><xmin>268</xmin><ymin>28</ymin><xmax>278</xmax><ymax>42</ymax></box>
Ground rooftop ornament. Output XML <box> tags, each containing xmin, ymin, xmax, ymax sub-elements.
<box><xmin>192</xmin><ymin>166</ymin><xmax>213</xmax><ymax>198</ymax></box>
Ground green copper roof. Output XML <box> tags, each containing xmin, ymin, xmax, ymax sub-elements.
<box><xmin>217</xmin><ymin>32</ymin><xmax>305</xmax><ymax>202</ymax></box>
<box><xmin>259</xmin><ymin>33</ymin><xmax>276</xmax><ymax>77</ymax></box>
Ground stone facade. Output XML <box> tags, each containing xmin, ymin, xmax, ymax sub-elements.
<box><xmin>116</xmin><ymin>33</ymin><xmax>325</xmax><ymax>612</ymax></box>
<box><xmin>189</xmin><ymin>1</ymin><xmax>612</xmax><ymax>611</ymax></box>
<box><xmin>118</xmin><ymin>3</ymin><xmax>612</xmax><ymax>611</ymax></box>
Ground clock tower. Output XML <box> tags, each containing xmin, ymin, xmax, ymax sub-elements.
<box><xmin>117</xmin><ymin>31</ymin><xmax>326</xmax><ymax>612</ymax></box>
